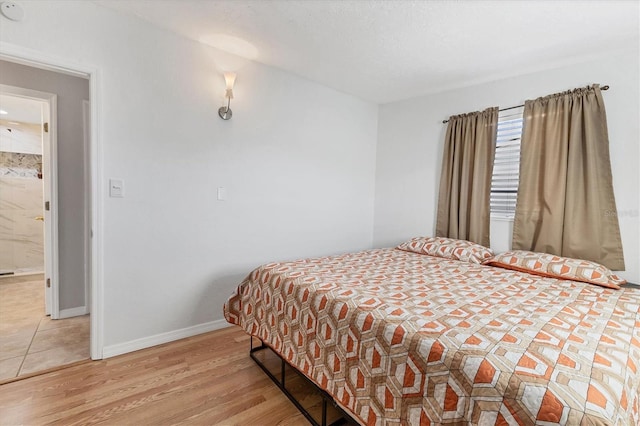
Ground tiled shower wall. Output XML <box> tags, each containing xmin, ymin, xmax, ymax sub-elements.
<box><xmin>0</xmin><ymin>122</ymin><xmax>44</xmax><ymax>275</ymax></box>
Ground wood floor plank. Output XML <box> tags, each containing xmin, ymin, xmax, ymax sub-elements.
<box><xmin>0</xmin><ymin>326</ymin><xmax>307</xmax><ymax>425</ymax></box>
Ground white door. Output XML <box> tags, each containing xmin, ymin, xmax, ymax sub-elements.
<box><xmin>0</xmin><ymin>84</ymin><xmax>58</xmax><ymax>318</ymax></box>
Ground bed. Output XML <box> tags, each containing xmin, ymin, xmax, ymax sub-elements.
<box><xmin>224</xmin><ymin>241</ymin><xmax>640</xmax><ymax>425</ymax></box>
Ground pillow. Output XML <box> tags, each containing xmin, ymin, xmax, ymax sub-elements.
<box><xmin>396</xmin><ymin>236</ymin><xmax>494</xmax><ymax>264</ymax></box>
<box><xmin>484</xmin><ymin>250</ymin><xmax>626</xmax><ymax>289</ymax></box>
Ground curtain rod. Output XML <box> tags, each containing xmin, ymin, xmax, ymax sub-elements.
<box><xmin>441</xmin><ymin>84</ymin><xmax>610</xmax><ymax>124</ymax></box>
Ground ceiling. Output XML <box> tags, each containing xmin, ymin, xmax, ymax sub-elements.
<box><xmin>95</xmin><ymin>0</ymin><xmax>639</xmax><ymax>104</ymax></box>
<box><xmin>0</xmin><ymin>94</ymin><xmax>42</xmax><ymax>124</ymax></box>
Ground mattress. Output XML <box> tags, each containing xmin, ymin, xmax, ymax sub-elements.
<box><xmin>224</xmin><ymin>248</ymin><xmax>640</xmax><ymax>425</ymax></box>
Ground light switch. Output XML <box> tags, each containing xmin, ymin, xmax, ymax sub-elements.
<box><xmin>110</xmin><ymin>179</ymin><xmax>124</xmax><ymax>198</ymax></box>
<box><xmin>217</xmin><ymin>187</ymin><xmax>227</xmax><ymax>201</ymax></box>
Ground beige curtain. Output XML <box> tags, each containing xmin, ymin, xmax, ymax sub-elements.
<box><xmin>512</xmin><ymin>85</ymin><xmax>625</xmax><ymax>270</ymax></box>
<box><xmin>436</xmin><ymin>107</ymin><xmax>498</xmax><ymax>247</ymax></box>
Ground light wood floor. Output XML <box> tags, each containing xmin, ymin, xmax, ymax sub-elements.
<box><xmin>0</xmin><ymin>326</ymin><xmax>311</xmax><ymax>425</ymax></box>
<box><xmin>0</xmin><ymin>274</ymin><xmax>90</xmax><ymax>380</ymax></box>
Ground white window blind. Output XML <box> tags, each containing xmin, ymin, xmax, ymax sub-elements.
<box><xmin>491</xmin><ymin>106</ymin><xmax>524</xmax><ymax>218</ymax></box>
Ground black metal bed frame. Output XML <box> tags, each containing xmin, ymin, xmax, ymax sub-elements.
<box><xmin>250</xmin><ymin>337</ymin><xmax>359</xmax><ymax>426</ymax></box>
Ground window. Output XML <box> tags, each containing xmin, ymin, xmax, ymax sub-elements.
<box><xmin>490</xmin><ymin>106</ymin><xmax>524</xmax><ymax>219</ymax></box>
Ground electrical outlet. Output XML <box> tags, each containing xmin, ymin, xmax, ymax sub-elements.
<box><xmin>217</xmin><ymin>187</ymin><xmax>227</xmax><ymax>201</ymax></box>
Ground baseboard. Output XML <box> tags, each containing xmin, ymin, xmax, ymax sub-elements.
<box><xmin>58</xmin><ymin>305</ymin><xmax>89</xmax><ymax>318</ymax></box>
<box><xmin>102</xmin><ymin>319</ymin><xmax>230</xmax><ymax>359</ymax></box>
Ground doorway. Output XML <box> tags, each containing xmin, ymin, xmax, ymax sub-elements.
<box><xmin>0</xmin><ymin>64</ymin><xmax>92</xmax><ymax>380</ymax></box>
<box><xmin>0</xmin><ymin>90</ymin><xmax>53</xmax><ymax>312</ymax></box>
<box><xmin>0</xmin><ymin>44</ymin><xmax>102</xmax><ymax>363</ymax></box>
<box><xmin>0</xmin><ymin>94</ymin><xmax>47</xmax><ymax>276</ymax></box>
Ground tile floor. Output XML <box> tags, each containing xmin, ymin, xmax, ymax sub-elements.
<box><xmin>0</xmin><ymin>274</ymin><xmax>90</xmax><ymax>380</ymax></box>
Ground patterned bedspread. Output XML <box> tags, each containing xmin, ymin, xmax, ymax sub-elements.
<box><xmin>223</xmin><ymin>248</ymin><xmax>640</xmax><ymax>425</ymax></box>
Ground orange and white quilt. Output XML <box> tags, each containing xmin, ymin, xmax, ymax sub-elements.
<box><xmin>224</xmin><ymin>248</ymin><xmax>640</xmax><ymax>425</ymax></box>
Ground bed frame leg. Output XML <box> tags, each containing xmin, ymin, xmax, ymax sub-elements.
<box><xmin>322</xmin><ymin>399</ymin><xmax>327</xmax><ymax>426</ymax></box>
<box><xmin>248</xmin><ymin>336</ymin><xmax>358</xmax><ymax>426</ymax></box>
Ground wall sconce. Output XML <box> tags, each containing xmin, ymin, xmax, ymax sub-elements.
<box><xmin>218</xmin><ymin>72</ymin><xmax>236</xmax><ymax>120</ymax></box>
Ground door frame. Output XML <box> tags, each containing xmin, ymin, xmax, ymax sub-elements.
<box><xmin>82</xmin><ymin>100</ymin><xmax>91</xmax><ymax>313</ymax></box>
<box><xmin>0</xmin><ymin>41</ymin><xmax>104</xmax><ymax>360</ymax></box>
<box><xmin>0</xmin><ymin>84</ymin><xmax>58</xmax><ymax>318</ymax></box>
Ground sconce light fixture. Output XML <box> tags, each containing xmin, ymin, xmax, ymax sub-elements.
<box><xmin>218</xmin><ymin>72</ymin><xmax>236</xmax><ymax>120</ymax></box>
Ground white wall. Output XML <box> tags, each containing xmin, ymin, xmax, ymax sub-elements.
<box><xmin>0</xmin><ymin>61</ymin><xmax>90</xmax><ymax>310</ymax></box>
<box><xmin>0</xmin><ymin>1</ymin><xmax>378</xmax><ymax>352</ymax></box>
<box><xmin>374</xmin><ymin>48</ymin><xmax>639</xmax><ymax>283</ymax></box>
